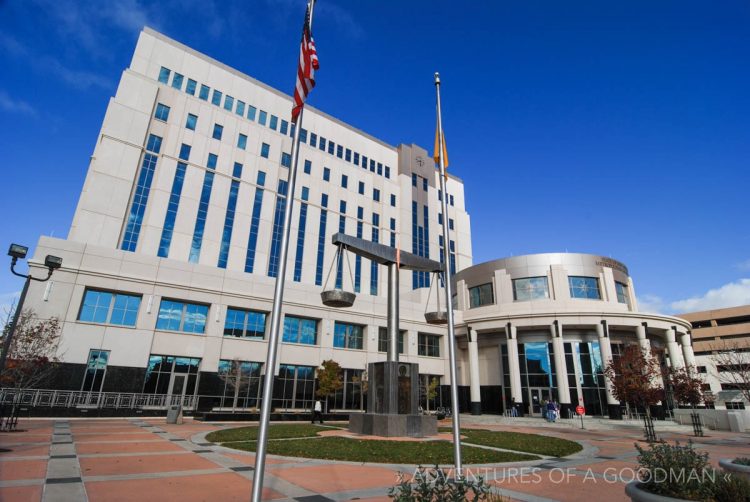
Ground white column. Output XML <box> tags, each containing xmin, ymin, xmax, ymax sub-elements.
<box><xmin>596</xmin><ymin>321</ymin><xmax>619</xmax><ymax>406</ymax></box>
<box><xmin>665</xmin><ymin>327</ymin><xmax>685</xmax><ymax>370</ymax></box>
<box><xmin>550</xmin><ymin>321</ymin><xmax>571</xmax><ymax>407</ymax></box>
<box><xmin>681</xmin><ymin>332</ymin><xmax>696</xmax><ymax>369</ymax></box>
<box><xmin>505</xmin><ymin>323</ymin><xmax>523</xmax><ymax>406</ymax></box>
<box><xmin>636</xmin><ymin>323</ymin><xmax>651</xmax><ymax>352</ymax></box>
<box><xmin>468</xmin><ymin>329</ymin><xmax>482</xmax><ymax>415</ymax></box>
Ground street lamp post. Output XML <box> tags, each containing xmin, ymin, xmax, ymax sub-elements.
<box><xmin>0</xmin><ymin>244</ymin><xmax>63</xmax><ymax>378</ymax></box>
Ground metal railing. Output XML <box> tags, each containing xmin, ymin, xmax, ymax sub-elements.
<box><xmin>0</xmin><ymin>388</ymin><xmax>197</xmax><ymax>410</ymax></box>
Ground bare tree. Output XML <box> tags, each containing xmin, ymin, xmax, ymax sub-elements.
<box><xmin>709</xmin><ymin>341</ymin><xmax>750</xmax><ymax>403</ymax></box>
<box><xmin>0</xmin><ymin>309</ymin><xmax>62</xmax><ymax>389</ymax></box>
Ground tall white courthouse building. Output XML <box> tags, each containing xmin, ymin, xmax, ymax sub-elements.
<box><xmin>19</xmin><ymin>28</ymin><xmax>695</xmax><ymax>418</ymax></box>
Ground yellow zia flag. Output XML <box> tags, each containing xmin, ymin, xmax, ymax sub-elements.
<box><xmin>433</xmin><ymin>122</ymin><xmax>449</xmax><ymax>169</ymax></box>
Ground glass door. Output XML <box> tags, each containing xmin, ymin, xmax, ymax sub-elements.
<box><xmin>528</xmin><ymin>388</ymin><xmax>552</xmax><ymax>416</ymax></box>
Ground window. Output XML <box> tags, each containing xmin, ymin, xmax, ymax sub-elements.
<box><xmin>303</xmin><ymin>159</ymin><xmax>311</xmax><ymax>174</ymax></box>
<box><xmin>513</xmin><ymin>277</ymin><xmax>549</xmax><ymax>301</ymax></box>
<box><xmin>418</xmin><ymin>333</ymin><xmax>441</xmax><ymax>357</ymax></box>
<box><xmin>373</xmin><ymin>188</ymin><xmax>380</xmax><ymax>202</ymax></box>
<box><xmin>247</xmin><ymin>105</ymin><xmax>257</xmax><ymax>121</ymax></box>
<box><xmin>319</xmin><ymin>137</ymin><xmax>326</xmax><ymax>151</ymax></box>
<box><xmin>280</xmin><ymin>119</ymin><xmax>289</xmax><ymax>135</ymax></box>
<box><xmin>207</xmin><ymin>153</ymin><xmax>218</xmax><ymax>169</ymax></box>
<box><xmin>469</xmin><ymin>283</ymin><xmax>494</xmax><ymax>308</ymax></box>
<box><xmin>179</xmin><ymin>143</ymin><xmax>191</xmax><ymax>161</ymax></box>
<box><xmin>81</xmin><ymin>349</ymin><xmax>110</xmax><ymax>392</ymax></box>
<box><xmin>450</xmin><ymin>195</ymin><xmax>455</xmax><ymax>206</ymax></box>
<box><xmin>370</xmin><ymin>159</ymin><xmax>375</xmax><ymax>172</ymax></box>
<box><xmin>199</xmin><ymin>84</ymin><xmax>210</xmax><ymax>100</ymax></box>
<box><xmin>334</xmin><ymin>322</ymin><xmax>364</xmax><ymax>350</ymax></box>
<box><xmin>390</xmin><ymin>194</ymin><xmax>396</xmax><ymax>207</ymax></box>
<box><xmin>377</xmin><ymin>327</ymin><xmax>405</xmax><ymax>354</ymax></box>
<box><xmin>236</xmin><ymin>100</ymin><xmax>245</xmax><ymax>117</ymax></box>
<box><xmin>154</xmin><ymin>103</ymin><xmax>170</xmax><ymax>121</ymax></box>
<box><xmin>345</xmin><ymin>148</ymin><xmax>352</xmax><ymax>162</ymax></box>
<box><xmin>358</xmin><ymin>181</ymin><xmax>365</xmax><ymax>195</ymax></box>
<box><xmin>156</xmin><ymin>299</ymin><xmax>209</xmax><ymax>334</ymax></box>
<box><xmin>218</xmin><ymin>359</ymin><xmax>262</xmax><ymax>409</ymax></box>
<box><xmin>269</xmin><ymin>115</ymin><xmax>278</xmax><ymax>130</ymax></box>
<box><xmin>328</xmin><ymin>140</ymin><xmax>335</xmax><ymax>155</ymax></box>
<box><xmin>158</xmin><ymin>67</ymin><xmax>171</xmax><ymax>84</ymax></box>
<box><xmin>237</xmin><ymin>133</ymin><xmax>247</xmax><ymax>150</ymax></box>
<box><xmin>336</xmin><ymin>145</ymin><xmax>343</xmax><ymax>158</ymax></box>
<box><xmin>353</xmin><ymin>152</ymin><xmax>360</xmax><ymax>165</ymax></box>
<box><xmin>276</xmin><ymin>364</ymin><xmax>315</xmax><ymax>409</ymax></box>
<box><xmin>615</xmin><ymin>281</ymin><xmax>630</xmax><ymax>305</ymax></box>
<box><xmin>211</xmin><ymin>89</ymin><xmax>222</xmax><ymax>106</ymax></box>
<box><xmin>258</xmin><ymin>110</ymin><xmax>267</xmax><ymax>125</ymax></box>
<box><xmin>323</xmin><ymin>167</ymin><xmax>330</xmax><ymax>181</ymax></box>
<box><xmin>568</xmin><ymin>276</ymin><xmax>602</xmax><ymax>300</ymax></box>
<box><xmin>224</xmin><ymin>95</ymin><xmax>234</xmax><ymax>111</ymax></box>
<box><xmin>281</xmin><ymin>152</ymin><xmax>291</xmax><ymax>168</ymax></box>
<box><xmin>78</xmin><ymin>289</ymin><xmax>142</xmax><ymax>327</ymax></box>
<box><xmin>232</xmin><ymin>162</ymin><xmax>242</xmax><ymax>179</ymax></box>
<box><xmin>185</xmin><ymin>113</ymin><xmax>197</xmax><ymax>130</ymax></box>
<box><xmin>260</xmin><ymin>143</ymin><xmax>270</xmax><ymax>158</ymax></box>
<box><xmin>361</xmin><ymin>155</ymin><xmax>368</xmax><ymax>169</ymax></box>
<box><xmin>422</xmin><ymin>177</ymin><xmax>428</xmax><ymax>191</ymax></box>
<box><xmin>224</xmin><ymin>308</ymin><xmax>267</xmax><ymax>338</ymax></box>
<box><xmin>412</xmin><ymin>173</ymin><xmax>417</xmax><ymax>187</ymax></box>
<box><xmin>309</xmin><ymin>132</ymin><xmax>317</xmax><ymax>147</ymax></box>
<box><xmin>448</xmin><ymin>218</ymin><xmax>454</xmax><ymax>230</ymax></box>
<box><xmin>385</xmin><ymin>166</ymin><xmax>391</xmax><ymax>178</ymax></box>
<box><xmin>377</xmin><ymin>162</ymin><xmax>383</xmax><ymax>175</ymax></box>
<box><xmin>282</xmin><ymin>316</ymin><xmax>317</xmax><ymax>345</ymax></box>
<box><xmin>212</xmin><ymin>123</ymin><xmax>223</xmax><ymax>140</ymax></box>
<box><xmin>171</xmin><ymin>73</ymin><xmax>183</xmax><ymax>90</ymax></box>
<box><xmin>299</xmin><ymin>128</ymin><xmax>307</xmax><ymax>143</ymax></box>
<box><xmin>341</xmin><ymin>174</ymin><xmax>348</xmax><ymax>188</ymax></box>
<box><xmin>186</xmin><ymin>79</ymin><xmax>197</xmax><ymax>95</ymax></box>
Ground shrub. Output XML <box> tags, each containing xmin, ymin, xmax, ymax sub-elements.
<box><xmin>733</xmin><ymin>457</ymin><xmax>750</xmax><ymax>466</ymax></box>
<box><xmin>388</xmin><ymin>465</ymin><xmax>509</xmax><ymax>502</ymax></box>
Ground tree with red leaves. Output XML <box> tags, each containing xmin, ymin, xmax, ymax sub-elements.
<box><xmin>1</xmin><ymin>309</ymin><xmax>62</xmax><ymax>389</ymax></box>
<box><xmin>604</xmin><ymin>344</ymin><xmax>664</xmax><ymax>418</ymax></box>
<box><xmin>668</xmin><ymin>366</ymin><xmax>704</xmax><ymax>408</ymax></box>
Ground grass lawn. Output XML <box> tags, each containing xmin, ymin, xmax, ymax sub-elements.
<box><xmin>205</xmin><ymin>423</ymin><xmax>337</xmax><ymax>443</ymax></box>
<box><xmin>224</xmin><ymin>437</ymin><xmax>540</xmax><ymax>464</ymax></box>
<box><xmin>440</xmin><ymin>428</ymin><xmax>582</xmax><ymax>457</ymax></box>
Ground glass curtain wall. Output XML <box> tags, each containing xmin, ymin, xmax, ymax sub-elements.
<box><xmin>329</xmin><ymin>369</ymin><xmax>364</xmax><ymax>410</ymax></box>
<box><xmin>217</xmin><ymin>359</ymin><xmax>262</xmax><ymax>409</ymax></box>
<box><xmin>273</xmin><ymin>364</ymin><xmax>316</xmax><ymax>410</ymax></box>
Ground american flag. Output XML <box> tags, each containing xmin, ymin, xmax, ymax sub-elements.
<box><xmin>292</xmin><ymin>5</ymin><xmax>319</xmax><ymax>123</ymax></box>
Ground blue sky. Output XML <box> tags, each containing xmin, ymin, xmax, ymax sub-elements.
<box><xmin>1</xmin><ymin>0</ymin><xmax>749</xmax><ymax>315</ymax></box>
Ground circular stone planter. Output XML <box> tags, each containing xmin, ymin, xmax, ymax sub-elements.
<box><xmin>320</xmin><ymin>289</ymin><xmax>356</xmax><ymax>308</ymax></box>
<box><xmin>624</xmin><ymin>481</ymin><xmax>693</xmax><ymax>502</ymax></box>
<box><xmin>719</xmin><ymin>458</ymin><xmax>750</xmax><ymax>481</ymax></box>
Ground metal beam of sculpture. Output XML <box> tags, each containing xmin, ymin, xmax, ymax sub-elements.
<box><xmin>331</xmin><ymin>233</ymin><xmax>443</xmax><ymax>272</ymax></box>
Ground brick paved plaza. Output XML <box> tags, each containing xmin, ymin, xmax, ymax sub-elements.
<box><xmin>0</xmin><ymin>417</ymin><xmax>747</xmax><ymax>501</ymax></box>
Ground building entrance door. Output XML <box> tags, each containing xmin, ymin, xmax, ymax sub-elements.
<box><xmin>168</xmin><ymin>374</ymin><xmax>188</xmax><ymax>405</ymax></box>
<box><xmin>528</xmin><ymin>388</ymin><xmax>551</xmax><ymax>417</ymax></box>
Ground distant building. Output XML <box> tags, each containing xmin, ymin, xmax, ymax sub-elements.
<box><xmin>677</xmin><ymin>305</ymin><xmax>750</xmax><ymax>409</ymax></box>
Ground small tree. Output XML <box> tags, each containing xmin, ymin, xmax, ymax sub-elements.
<box><xmin>669</xmin><ymin>366</ymin><xmax>704</xmax><ymax>409</ymax></box>
<box><xmin>604</xmin><ymin>344</ymin><xmax>665</xmax><ymax>419</ymax></box>
<box><xmin>425</xmin><ymin>377</ymin><xmax>439</xmax><ymax>413</ymax></box>
<box><xmin>315</xmin><ymin>359</ymin><xmax>343</xmax><ymax>412</ymax></box>
<box><xmin>709</xmin><ymin>341</ymin><xmax>750</xmax><ymax>404</ymax></box>
<box><xmin>1</xmin><ymin>309</ymin><xmax>62</xmax><ymax>389</ymax></box>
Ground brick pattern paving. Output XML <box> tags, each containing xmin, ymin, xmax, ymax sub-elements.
<box><xmin>0</xmin><ymin>417</ymin><xmax>748</xmax><ymax>502</ymax></box>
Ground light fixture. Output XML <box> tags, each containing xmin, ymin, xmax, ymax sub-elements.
<box><xmin>8</xmin><ymin>243</ymin><xmax>28</xmax><ymax>260</ymax></box>
<box><xmin>44</xmin><ymin>255</ymin><xmax>63</xmax><ymax>270</ymax></box>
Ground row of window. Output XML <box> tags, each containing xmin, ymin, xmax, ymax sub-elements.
<box><xmin>467</xmin><ymin>276</ymin><xmax>631</xmax><ymax>308</ymax></box>
<box><xmin>157</xmin><ymin>66</ymin><xmax>394</xmax><ymax>181</ymax></box>
<box><xmin>158</xmin><ymin>103</ymin><xmax>400</xmax><ymax>210</ymax></box>
<box><xmin>78</xmin><ymin>289</ymin><xmax>442</xmax><ymax>356</ymax></box>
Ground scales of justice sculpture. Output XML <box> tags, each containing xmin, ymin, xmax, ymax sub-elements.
<box><xmin>321</xmin><ymin>232</ymin><xmax>445</xmax><ymax>437</ymax></box>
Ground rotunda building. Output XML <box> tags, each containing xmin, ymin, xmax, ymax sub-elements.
<box><xmin>451</xmin><ymin>253</ymin><xmax>694</xmax><ymax>419</ymax></box>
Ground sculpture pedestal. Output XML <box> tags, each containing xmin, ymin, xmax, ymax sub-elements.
<box><xmin>348</xmin><ymin>361</ymin><xmax>437</xmax><ymax>438</ymax></box>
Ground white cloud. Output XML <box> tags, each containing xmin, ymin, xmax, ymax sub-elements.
<box><xmin>636</xmin><ymin>293</ymin><xmax>666</xmax><ymax>314</ymax></box>
<box><xmin>0</xmin><ymin>90</ymin><xmax>37</xmax><ymax>116</ymax></box>
<box><xmin>670</xmin><ymin>278</ymin><xmax>750</xmax><ymax>313</ymax></box>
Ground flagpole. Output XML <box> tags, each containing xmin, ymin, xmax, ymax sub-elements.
<box><xmin>434</xmin><ymin>71</ymin><xmax>463</xmax><ymax>477</ymax></box>
<box><xmin>251</xmin><ymin>2</ymin><xmax>316</xmax><ymax>500</ymax></box>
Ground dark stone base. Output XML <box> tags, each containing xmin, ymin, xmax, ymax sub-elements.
<box><xmin>196</xmin><ymin>412</ymin><xmax>350</xmax><ymax>422</ymax></box>
<box><xmin>349</xmin><ymin>413</ymin><xmax>437</xmax><ymax>437</ymax></box>
<box><xmin>470</xmin><ymin>402</ymin><xmax>482</xmax><ymax>415</ymax></box>
<box><xmin>608</xmin><ymin>404</ymin><xmax>624</xmax><ymax>420</ymax></box>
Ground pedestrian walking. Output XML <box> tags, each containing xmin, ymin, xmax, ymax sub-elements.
<box><xmin>312</xmin><ymin>399</ymin><xmax>323</xmax><ymax>424</ymax></box>
<box><xmin>545</xmin><ymin>400</ymin><xmax>556</xmax><ymax>422</ymax></box>
<box><xmin>510</xmin><ymin>397</ymin><xmax>518</xmax><ymax>417</ymax></box>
